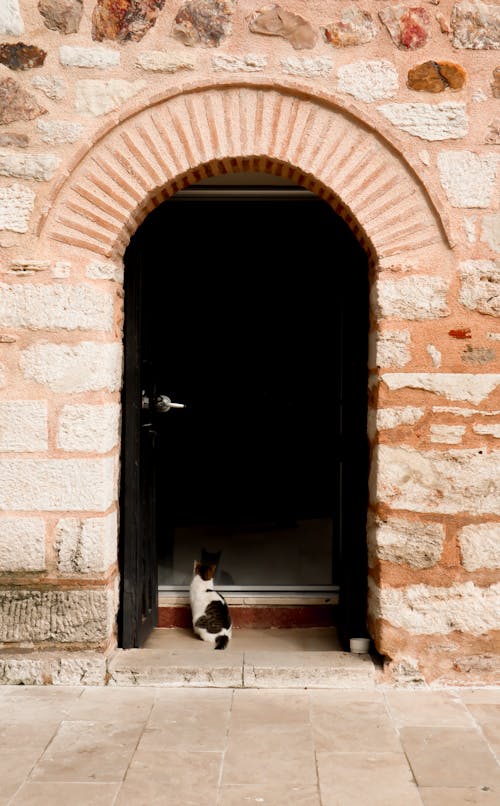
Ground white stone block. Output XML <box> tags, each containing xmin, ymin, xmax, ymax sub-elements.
<box><xmin>372</xmin><ymin>445</ymin><xmax>500</xmax><ymax>514</ymax></box>
<box><xmin>438</xmin><ymin>151</ymin><xmax>499</xmax><ymax>208</ymax></box>
<box><xmin>20</xmin><ymin>342</ymin><xmax>122</xmax><ymax>393</ymax></box>
<box><xmin>370</xmin><ymin>330</ymin><xmax>411</xmax><ymax>369</ymax></box>
<box><xmin>86</xmin><ymin>260</ymin><xmax>122</xmax><ymax>281</ymax></box>
<box><xmin>374</xmin><ymin>406</ymin><xmax>425</xmax><ymax>433</ymax></box>
<box><xmin>0</xmin><ymin>183</ymin><xmax>35</xmax><ymax>233</ymax></box>
<box><xmin>369</xmin><ymin>578</ymin><xmax>500</xmax><ymax>635</ymax></box>
<box><xmin>60</xmin><ymin>46</ymin><xmax>120</xmax><ymax>69</ymax></box>
<box><xmin>0</xmin><ymin>151</ymin><xmax>60</xmax><ymax>182</ymax></box>
<box><xmin>31</xmin><ymin>75</ymin><xmax>67</xmax><ymax>101</ymax></box>
<box><xmin>212</xmin><ymin>54</ymin><xmax>267</xmax><ymax>72</ymax></box>
<box><xmin>368</xmin><ymin>516</ymin><xmax>444</xmax><ymax>569</ymax></box>
<box><xmin>337</xmin><ymin>60</ymin><xmax>398</xmax><ymax>102</ymax></box>
<box><xmin>57</xmin><ymin>404</ymin><xmax>120</xmax><ymax>453</ymax></box>
<box><xmin>374</xmin><ymin>276</ymin><xmax>449</xmax><ymax>320</ymax></box>
<box><xmin>473</xmin><ymin>423</ymin><xmax>500</xmax><ymax>438</ymax></box>
<box><xmin>0</xmin><ymin>457</ymin><xmax>115</xmax><ymax>511</ymax></box>
<box><xmin>430</xmin><ymin>424</ymin><xmax>466</xmax><ymax>444</ymax></box>
<box><xmin>427</xmin><ymin>344</ymin><xmax>442</xmax><ymax>367</ymax></box>
<box><xmin>0</xmin><ymin>284</ymin><xmax>114</xmax><ymax>331</ymax></box>
<box><xmin>382</xmin><ymin>373</ymin><xmax>500</xmax><ymax>404</ymax></box>
<box><xmin>378</xmin><ymin>102</ymin><xmax>468</xmax><ymax>141</ymax></box>
<box><xmin>481</xmin><ymin>214</ymin><xmax>500</xmax><ymax>253</ymax></box>
<box><xmin>56</xmin><ymin>511</ymin><xmax>117</xmax><ymax>573</ymax></box>
<box><xmin>0</xmin><ymin>652</ymin><xmax>107</xmax><ymax>685</ymax></box>
<box><xmin>0</xmin><ymin>588</ymin><xmax>116</xmax><ymax>643</ymax></box>
<box><xmin>459</xmin><ymin>523</ymin><xmax>500</xmax><ymax>571</ymax></box>
<box><xmin>52</xmin><ymin>261</ymin><xmax>71</xmax><ymax>279</ymax></box>
<box><xmin>75</xmin><ymin>79</ymin><xmax>146</xmax><ymax>117</ymax></box>
<box><xmin>0</xmin><ymin>518</ymin><xmax>45</xmax><ymax>572</ymax></box>
<box><xmin>281</xmin><ymin>56</ymin><xmax>332</xmax><ymax>78</ymax></box>
<box><xmin>0</xmin><ymin>0</ymin><xmax>24</xmax><ymax>35</ymax></box>
<box><xmin>136</xmin><ymin>51</ymin><xmax>196</xmax><ymax>72</ymax></box>
<box><xmin>0</xmin><ymin>364</ymin><xmax>5</xmax><ymax>389</ymax></box>
<box><xmin>37</xmin><ymin>120</ymin><xmax>85</xmax><ymax>145</ymax></box>
<box><xmin>459</xmin><ymin>260</ymin><xmax>500</xmax><ymax>318</ymax></box>
<box><xmin>0</xmin><ymin>401</ymin><xmax>47</xmax><ymax>452</ymax></box>
<box><xmin>433</xmin><ymin>406</ymin><xmax>500</xmax><ymax>417</ymax></box>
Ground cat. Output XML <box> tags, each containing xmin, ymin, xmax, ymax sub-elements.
<box><xmin>190</xmin><ymin>559</ymin><xmax>232</xmax><ymax>650</ymax></box>
<box><xmin>201</xmin><ymin>546</ymin><xmax>235</xmax><ymax>587</ymax></box>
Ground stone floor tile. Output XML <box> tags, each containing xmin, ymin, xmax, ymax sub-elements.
<box><xmin>30</xmin><ymin>720</ymin><xmax>144</xmax><ymax>782</ymax></box>
<box><xmin>138</xmin><ymin>687</ymin><xmax>231</xmax><ymax>750</ymax></box>
<box><xmin>119</xmin><ymin>748</ymin><xmax>222</xmax><ymax>804</ymax></box>
<box><xmin>316</xmin><ymin>751</ymin><xmax>422</xmax><ymax>806</ymax></box>
<box><xmin>219</xmin><ymin>784</ymin><xmax>321</xmax><ymax>805</ymax></box>
<box><xmin>10</xmin><ymin>781</ymin><xmax>120</xmax><ymax>805</ymax></box>
<box><xmin>108</xmin><ymin>648</ymin><xmax>244</xmax><ymax>687</ymax></box>
<box><xmin>0</xmin><ymin>751</ymin><xmax>46</xmax><ymax>804</ymax></box>
<box><xmin>459</xmin><ymin>691</ymin><xmax>500</xmax><ymax>705</ymax></box>
<box><xmin>419</xmin><ymin>787</ymin><xmax>498</xmax><ymax>805</ymax></box>
<box><xmin>310</xmin><ymin>693</ymin><xmax>401</xmax><ymax>752</ymax></box>
<box><xmin>0</xmin><ymin>687</ymin><xmax>83</xmax><ymax>727</ymax></box>
<box><xmin>400</xmin><ymin>727</ymin><xmax>500</xmax><ymax>788</ymax></box>
<box><xmin>230</xmin><ymin>688</ymin><xmax>310</xmax><ymax>728</ymax></box>
<box><xmin>466</xmin><ymin>704</ymin><xmax>500</xmax><ymax>725</ymax></box>
<box><xmin>222</xmin><ymin>725</ymin><xmax>317</xmax><ymax>786</ymax></box>
<box><xmin>385</xmin><ymin>691</ymin><xmax>474</xmax><ymax>726</ymax></box>
<box><xmin>69</xmin><ymin>686</ymin><xmax>155</xmax><ymax>723</ymax></box>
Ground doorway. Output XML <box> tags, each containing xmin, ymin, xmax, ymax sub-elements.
<box><xmin>119</xmin><ymin>173</ymin><xmax>369</xmax><ymax>649</ymax></box>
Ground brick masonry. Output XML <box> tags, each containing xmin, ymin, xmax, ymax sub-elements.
<box><xmin>0</xmin><ymin>0</ymin><xmax>498</xmax><ymax>684</ymax></box>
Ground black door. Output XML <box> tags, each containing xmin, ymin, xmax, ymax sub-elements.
<box><xmin>120</xmin><ymin>181</ymin><xmax>369</xmax><ymax>648</ymax></box>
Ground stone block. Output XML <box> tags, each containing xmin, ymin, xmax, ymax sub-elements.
<box><xmin>323</xmin><ymin>8</ymin><xmax>377</xmax><ymax>48</ymax></box>
<box><xmin>451</xmin><ymin>1</ymin><xmax>500</xmax><ymax>49</ymax></box>
<box><xmin>369</xmin><ymin>578</ymin><xmax>500</xmax><ymax>635</ymax></box>
<box><xmin>473</xmin><ymin>423</ymin><xmax>500</xmax><ymax>438</ymax></box>
<box><xmin>370</xmin><ymin>330</ymin><xmax>411</xmax><ymax>369</ymax></box>
<box><xmin>20</xmin><ymin>342</ymin><xmax>122</xmax><ymax>393</ymax></box>
<box><xmin>0</xmin><ymin>364</ymin><xmax>5</xmax><ymax>388</ymax></box>
<box><xmin>368</xmin><ymin>516</ymin><xmax>445</xmax><ymax>569</ymax></box>
<box><xmin>481</xmin><ymin>214</ymin><xmax>500</xmax><ymax>253</ymax></box>
<box><xmin>59</xmin><ymin>45</ymin><xmax>120</xmax><ymax>69</ymax></box>
<box><xmin>378</xmin><ymin>102</ymin><xmax>468</xmax><ymax>141</ymax></box>
<box><xmin>93</xmin><ymin>0</ymin><xmax>166</xmax><ymax>42</ymax></box>
<box><xmin>0</xmin><ymin>401</ymin><xmax>47</xmax><ymax>452</ymax></box>
<box><xmin>280</xmin><ymin>56</ymin><xmax>332</xmax><ymax>79</ymax></box>
<box><xmin>373</xmin><ymin>406</ymin><xmax>424</xmax><ymax>434</ymax></box>
<box><xmin>0</xmin><ymin>43</ymin><xmax>46</xmax><ymax>71</ymax></box>
<box><xmin>57</xmin><ymin>403</ymin><xmax>120</xmax><ymax>453</ymax></box>
<box><xmin>373</xmin><ymin>276</ymin><xmax>450</xmax><ymax>320</ymax></box>
<box><xmin>56</xmin><ymin>511</ymin><xmax>117</xmax><ymax>573</ymax></box>
<box><xmin>427</xmin><ymin>344</ymin><xmax>442</xmax><ymax>367</ymax></box>
<box><xmin>0</xmin><ymin>151</ymin><xmax>59</xmax><ymax>182</ymax></box>
<box><xmin>0</xmin><ymin>1</ymin><xmax>24</xmax><ymax>36</ymax></box>
<box><xmin>212</xmin><ymin>54</ymin><xmax>266</xmax><ymax>72</ymax></box>
<box><xmin>75</xmin><ymin>79</ymin><xmax>146</xmax><ymax>116</ymax></box>
<box><xmin>37</xmin><ymin>119</ymin><xmax>85</xmax><ymax>144</ymax></box>
<box><xmin>407</xmin><ymin>61</ymin><xmax>467</xmax><ymax>93</ymax></box>
<box><xmin>31</xmin><ymin>75</ymin><xmax>67</xmax><ymax>101</ymax></box>
<box><xmin>0</xmin><ymin>183</ymin><xmax>35</xmax><ymax>233</ymax></box>
<box><xmin>52</xmin><ymin>261</ymin><xmax>71</xmax><ymax>279</ymax></box>
<box><xmin>0</xmin><ymin>588</ymin><xmax>115</xmax><ymax>643</ymax></box>
<box><xmin>244</xmin><ymin>651</ymin><xmax>375</xmax><ymax>689</ymax></box>
<box><xmin>248</xmin><ymin>4</ymin><xmax>315</xmax><ymax>50</ymax></box>
<box><xmin>430</xmin><ymin>424</ymin><xmax>466</xmax><ymax>444</ymax></box>
<box><xmin>438</xmin><ymin>151</ymin><xmax>499</xmax><ymax>208</ymax></box>
<box><xmin>0</xmin><ymin>72</ymin><xmax>46</xmax><ymax>125</ymax></box>
<box><xmin>372</xmin><ymin>445</ymin><xmax>500</xmax><ymax>514</ymax></box>
<box><xmin>382</xmin><ymin>373</ymin><xmax>500</xmax><ymax>404</ymax></box>
<box><xmin>39</xmin><ymin>0</ymin><xmax>83</xmax><ymax>34</ymax></box>
<box><xmin>379</xmin><ymin>5</ymin><xmax>431</xmax><ymax>50</ymax></box>
<box><xmin>0</xmin><ymin>652</ymin><xmax>106</xmax><ymax>685</ymax></box>
<box><xmin>173</xmin><ymin>0</ymin><xmax>236</xmax><ymax>48</ymax></box>
<box><xmin>0</xmin><ymin>284</ymin><xmax>113</xmax><ymax>331</ymax></box>
<box><xmin>459</xmin><ymin>260</ymin><xmax>500</xmax><ymax>317</ymax></box>
<box><xmin>86</xmin><ymin>260</ymin><xmax>122</xmax><ymax>281</ymax></box>
<box><xmin>337</xmin><ymin>60</ymin><xmax>398</xmax><ymax>103</ymax></box>
<box><xmin>136</xmin><ymin>51</ymin><xmax>196</xmax><ymax>72</ymax></box>
<box><xmin>0</xmin><ymin>457</ymin><xmax>116</xmax><ymax>511</ymax></box>
<box><xmin>0</xmin><ymin>132</ymin><xmax>29</xmax><ymax>148</ymax></box>
<box><xmin>459</xmin><ymin>523</ymin><xmax>500</xmax><ymax>571</ymax></box>
<box><xmin>0</xmin><ymin>518</ymin><xmax>45</xmax><ymax>572</ymax></box>
<box><xmin>107</xmin><ymin>647</ymin><xmax>244</xmax><ymax>687</ymax></box>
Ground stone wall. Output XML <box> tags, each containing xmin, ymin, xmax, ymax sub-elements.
<box><xmin>0</xmin><ymin>0</ymin><xmax>499</xmax><ymax>685</ymax></box>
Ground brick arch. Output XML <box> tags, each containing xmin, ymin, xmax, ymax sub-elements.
<box><xmin>41</xmin><ymin>82</ymin><xmax>451</xmax><ymax>264</ymax></box>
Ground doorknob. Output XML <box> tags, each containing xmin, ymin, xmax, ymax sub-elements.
<box><xmin>155</xmin><ymin>395</ymin><xmax>185</xmax><ymax>413</ymax></box>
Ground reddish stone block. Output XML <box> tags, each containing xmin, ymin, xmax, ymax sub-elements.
<box><xmin>0</xmin><ymin>43</ymin><xmax>47</xmax><ymax>71</ymax></box>
<box><xmin>92</xmin><ymin>0</ymin><xmax>166</xmax><ymax>43</ymax></box>
<box><xmin>379</xmin><ymin>5</ymin><xmax>431</xmax><ymax>50</ymax></box>
<box><xmin>408</xmin><ymin>61</ymin><xmax>467</xmax><ymax>92</ymax></box>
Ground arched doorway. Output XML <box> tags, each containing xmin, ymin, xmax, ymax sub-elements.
<box><xmin>119</xmin><ymin>172</ymin><xmax>369</xmax><ymax>649</ymax></box>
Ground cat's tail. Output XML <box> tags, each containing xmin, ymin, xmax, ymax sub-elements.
<box><xmin>215</xmin><ymin>635</ymin><xmax>229</xmax><ymax>650</ymax></box>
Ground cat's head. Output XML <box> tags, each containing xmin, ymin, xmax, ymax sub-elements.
<box><xmin>201</xmin><ymin>547</ymin><xmax>221</xmax><ymax>566</ymax></box>
<box><xmin>193</xmin><ymin>560</ymin><xmax>217</xmax><ymax>581</ymax></box>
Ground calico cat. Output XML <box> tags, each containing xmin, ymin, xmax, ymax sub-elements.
<box><xmin>190</xmin><ymin>560</ymin><xmax>232</xmax><ymax>650</ymax></box>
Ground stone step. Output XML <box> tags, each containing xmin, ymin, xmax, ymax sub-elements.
<box><xmin>107</xmin><ymin>648</ymin><xmax>375</xmax><ymax>689</ymax></box>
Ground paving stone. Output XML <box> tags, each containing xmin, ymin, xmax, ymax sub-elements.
<box><xmin>222</xmin><ymin>724</ymin><xmax>316</xmax><ymax>786</ymax></box>
<box><xmin>317</xmin><ymin>752</ymin><xmax>422</xmax><ymax>806</ymax></box>
<box><xmin>10</xmin><ymin>782</ymin><xmax>120</xmax><ymax>806</ymax></box>
<box><xmin>116</xmin><ymin>750</ymin><xmax>222</xmax><ymax>805</ymax></box>
<box><xmin>385</xmin><ymin>691</ymin><xmax>474</xmax><ymax>726</ymax></box>
<box><xmin>310</xmin><ymin>692</ymin><xmax>400</xmax><ymax>752</ymax></box>
<box><xmin>419</xmin><ymin>789</ymin><xmax>498</xmax><ymax>805</ymax></box>
<box><xmin>139</xmin><ymin>687</ymin><xmax>231</xmax><ymax>750</ymax></box>
<box><xmin>219</xmin><ymin>785</ymin><xmax>320</xmax><ymax>806</ymax></box>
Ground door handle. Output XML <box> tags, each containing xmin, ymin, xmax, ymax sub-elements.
<box><xmin>155</xmin><ymin>395</ymin><xmax>186</xmax><ymax>413</ymax></box>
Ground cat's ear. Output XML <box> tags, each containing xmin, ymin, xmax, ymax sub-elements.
<box><xmin>208</xmin><ymin>564</ymin><xmax>217</xmax><ymax>579</ymax></box>
<box><xmin>193</xmin><ymin>560</ymin><xmax>201</xmax><ymax>574</ymax></box>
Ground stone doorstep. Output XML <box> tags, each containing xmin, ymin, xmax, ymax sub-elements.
<box><xmin>106</xmin><ymin>649</ymin><xmax>376</xmax><ymax>689</ymax></box>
